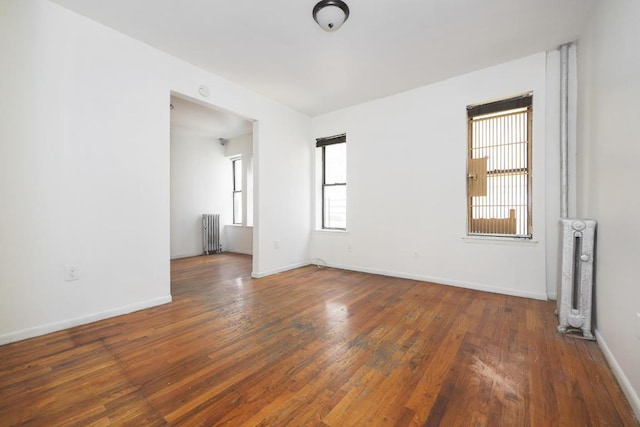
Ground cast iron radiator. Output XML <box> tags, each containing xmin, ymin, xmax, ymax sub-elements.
<box><xmin>202</xmin><ymin>214</ymin><xmax>221</xmax><ymax>255</ymax></box>
<box><xmin>557</xmin><ymin>218</ymin><xmax>597</xmax><ymax>339</ymax></box>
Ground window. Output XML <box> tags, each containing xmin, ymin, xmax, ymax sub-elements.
<box><xmin>467</xmin><ymin>94</ymin><xmax>532</xmax><ymax>238</ymax></box>
<box><xmin>245</xmin><ymin>155</ymin><xmax>254</xmax><ymax>227</ymax></box>
<box><xmin>316</xmin><ymin>134</ymin><xmax>346</xmax><ymax>230</ymax></box>
<box><xmin>232</xmin><ymin>157</ymin><xmax>242</xmax><ymax>225</ymax></box>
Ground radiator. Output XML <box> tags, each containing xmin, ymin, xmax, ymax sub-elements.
<box><xmin>202</xmin><ymin>214</ymin><xmax>221</xmax><ymax>255</ymax></box>
<box><xmin>557</xmin><ymin>218</ymin><xmax>596</xmax><ymax>339</ymax></box>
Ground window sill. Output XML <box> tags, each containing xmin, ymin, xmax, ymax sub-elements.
<box><xmin>314</xmin><ymin>229</ymin><xmax>348</xmax><ymax>235</ymax></box>
<box><xmin>462</xmin><ymin>236</ymin><xmax>538</xmax><ymax>246</ymax></box>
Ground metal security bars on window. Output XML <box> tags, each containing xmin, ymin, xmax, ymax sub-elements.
<box><xmin>467</xmin><ymin>94</ymin><xmax>532</xmax><ymax>238</ymax></box>
<box><xmin>316</xmin><ymin>134</ymin><xmax>346</xmax><ymax>230</ymax></box>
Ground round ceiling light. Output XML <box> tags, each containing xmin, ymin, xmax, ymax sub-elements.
<box><xmin>313</xmin><ymin>0</ymin><xmax>350</xmax><ymax>32</ymax></box>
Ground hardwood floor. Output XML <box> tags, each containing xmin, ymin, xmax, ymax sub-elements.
<box><xmin>0</xmin><ymin>253</ymin><xmax>637</xmax><ymax>426</ymax></box>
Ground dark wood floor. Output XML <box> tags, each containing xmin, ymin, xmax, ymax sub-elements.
<box><xmin>0</xmin><ymin>253</ymin><xmax>636</xmax><ymax>426</ymax></box>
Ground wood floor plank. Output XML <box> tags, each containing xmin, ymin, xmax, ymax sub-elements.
<box><xmin>578</xmin><ymin>339</ymin><xmax>639</xmax><ymax>426</ymax></box>
<box><xmin>0</xmin><ymin>253</ymin><xmax>637</xmax><ymax>426</ymax></box>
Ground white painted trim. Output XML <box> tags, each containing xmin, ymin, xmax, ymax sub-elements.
<box><xmin>462</xmin><ymin>236</ymin><xmax>539</xmax><ymax>247</ymax></box>
<box><xmin>254</xmin><ymin>260</ymin><xmax>547</xmax><ymax>300</ymax></box>
<box><xmin>324</xmin><ymin>262</ymin><xmax>549</xmax><ymax>301</ymax></box>
<box><xmin>227</xmin><ymin>250</ymin><xmax>253</xmax><ymax>256</ymax></box>
<box><xmin>313</xmin><ymin>229</ymin><xmax>348</xmax><ymax>235</ymax></box>
<box><xmin>595</xmin><ymin>329</ymin><xmax>640</xmax><ymax>422</ymax></box>
<box><xmin>172</xmin><ymin>251</ymin><xmax>254</xmax><ymax>260</ymax></box>
<box><xmin>0</xmin><ymin>296</ymin><xmax>172</xmax><ymax>346</ymax></box>
<box><xmin>170</xmin><ymin>252</ymin><xmax>204</xmax><ymax>260</ymax></box>
<box><xmin>251</xmin><ymin>261</ymin><xmax>310</xmax><ymax>278</ymax></box>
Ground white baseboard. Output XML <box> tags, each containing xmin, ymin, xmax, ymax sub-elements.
<box><xmin>0</xmin><ymin>295</ymin><xmax>172</xmax><ymax>346</ymax></box>
<box><xmin>171</xmin><ymin>251</ymin><xmax>253</xmax><ymax>259</ymax></box>
<box><xmin>321</xmin><ymin>262</ymin><xmax>549</xmax><ymax>301</ymax></box>
<box><xmin>251</xmin><ymin>261</ymin><xmax>309</xmax><ymax>278</ymax></box>
<box><xmin>226</xmin><ymin>249</ymin><xmax>253</xmax><ymax>256</ymax></box>
<box><xmin>253</xmin><ymin>259</ymin><xmax>548</xmax><ymax>300</ymax></box>
<box><xmin>170</xmin><ymin>252</ymin><xmax>202</xmax><ymax>260</ymax></box>
<box><xmin>595</xmin><ymin>329</ymin><xmax>640</xmax><ymax>421</ymax></box>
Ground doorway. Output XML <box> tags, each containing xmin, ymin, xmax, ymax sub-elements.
<box><xmin>169</xmin><ymin>93</ymin><xmax>254</xmax><ymax>261</ymax></box>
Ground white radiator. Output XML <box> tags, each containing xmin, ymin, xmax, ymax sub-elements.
<box><xmin>202</xmin><ymin>214</ymin><xmax>221</xmax><ymax>255</ymax></box>
<box><xmin>557</xmin><ymin>218</ymin><xmax>597</xmax><ymax>339</ymax></box>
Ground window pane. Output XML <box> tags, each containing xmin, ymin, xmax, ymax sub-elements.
<box><xmin>471</xmin><ymin>111</ymin><xmax>528</xmax><ymax>172</ymax></box>
<box><xmin>324</xmin><ymin>143</ymin><xmax>346</xmax><ymax>184</ymax></box>
<box><xmin>471</xmin><ymin>174</ymin><xmax>528</xmax><ymax>235</ymax></box>
<box><xmin>324</xmin><ymin>184</ymin><xmax>346</xmax><ymax>229</ymax></box>
<box><xmin>233</xmin><ymin>159</ymin><xmax>242</xmax><ymax>191</ymax></box>
<box><xmin>233</xmin><ymin>192</ymin><xmax>242</xmax><ymax>224</ymax></box>
<box><xmin>246</xmin><ymin>156</ymin><xmax>253</xmax><ymax>227</ymax></box>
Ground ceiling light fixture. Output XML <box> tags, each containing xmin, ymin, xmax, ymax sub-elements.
<box><xmin>313</xmin><ymin>0</ymin><xmax>350</xmax><ymax>32</ymax></box>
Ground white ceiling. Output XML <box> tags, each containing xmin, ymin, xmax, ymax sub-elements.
<box><xmin>51</xmin><ymin>0</ymin><xmax>595</xmax><ymax>116</ymax></box>
<box><xmin>170</xmin><ymin>95</ymin><xmax>252</xmax><ymax>139</ymax></box>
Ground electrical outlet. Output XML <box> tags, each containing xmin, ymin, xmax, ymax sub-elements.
<box><xmin>636</xmin><ymin>313</ymin><xmax>640</xmax><ymax>340</ymax></box>
<box><xmin>273</xmin><ymin>240</ymin><xmax>280</xmax><ymax>250</ymax></box>
<box><xmin>65</xmin><ymin>265</ymin><xmax>79</xmax><ymax>281</ymax></box>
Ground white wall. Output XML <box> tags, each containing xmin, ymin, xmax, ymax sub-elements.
<box><xmin>311</xmin><ymin>53</ymin><xmax>554</xmax><ymax>300</ymax></box>
<box><xmin>250</xmin><ymin>116</ymin><xmax>312</xmax><ymax>277</ymax></box>
<box><xmin>0</xmin><ymin>0</ymin><xmax>311</xmax><ymax>344</ymax></box>
<box><xmin>0</xmin><ymin>0</ymin><xmax>172</xmax><ymax>343</ymax></box>
<box><xmin>225</xmin><ymin>225</ymin><xmax>253</xmax><ymax>255</ymax></box>
<box><xmin>170</xmin><ymin>127</ymin><xmax>232</xmax><ymax>259</ymax></box>
<box><xmin>577</xmin><ymin>0</ymin><xmax>640</xmax><ymax>416</ymax></box>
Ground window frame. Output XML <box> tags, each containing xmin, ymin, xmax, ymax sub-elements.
<box><xmin>316</xmin><ymin>133</ymin><xmax>347</xmax><ymax>231</ymax></box>
<box><xmin>232</xmin><ymin>157</ymin><xmax>242</xmax><ymax>225</ymax></box>
<box><xmin>466</xmin><ymin>93</ymin><xmax>533</xmax><ymax>239</ymax></box>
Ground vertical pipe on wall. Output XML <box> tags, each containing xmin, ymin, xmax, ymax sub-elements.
<box><xmin>559</xmin><ymin>42</ymin><xmax>571</xmax><ymax>219</ymax></box>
